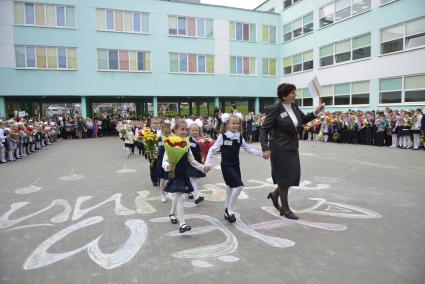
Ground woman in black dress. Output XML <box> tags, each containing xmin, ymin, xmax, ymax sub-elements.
<box><xmin>260</xmin><ymin>83</ymin><xmax>325</xmax><ymax>219</ymax></box>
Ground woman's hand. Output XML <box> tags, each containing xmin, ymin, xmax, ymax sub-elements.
<box><xmin>315</xmin><ymin>103</ymin><xmax>326</xmax><ymax>116</ymax></box>
<box><xmin>263</xmin><ymin>150</ymin><xmax>271</xmax><ymax>160</ymax></box>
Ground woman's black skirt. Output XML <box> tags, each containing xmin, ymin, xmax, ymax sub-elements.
<box><xmin>270</xmin><ymin>149</ymin><xmax>300</xmax><ymax>187</ymax></box>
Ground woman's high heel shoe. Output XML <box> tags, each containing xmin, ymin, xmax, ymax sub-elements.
<box><xmin>279</xmin><ymin>208</ymin><xmax>299</xmax><ymax>220</ymax></box>
<box><xmin>267</xmin><ymin>192</ymin><xmax>280</xmax><ymax>210</ymax></box>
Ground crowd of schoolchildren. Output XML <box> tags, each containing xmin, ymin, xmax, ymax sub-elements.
<box><xmin>301</xmin><ymin>108</ymin><xmax>425</xmax><ymax>150</ymax></box>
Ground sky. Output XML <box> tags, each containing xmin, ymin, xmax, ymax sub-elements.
<box><xmin>200</xmin><ymin>0</ymin><xmax>266</xmax><ymax>10</ymax></box>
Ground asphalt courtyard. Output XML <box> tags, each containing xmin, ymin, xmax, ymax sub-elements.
<box><xmin>0</xmin><ymin>137</ymin><xmax>424</xmax><ymax>284</ymax></box>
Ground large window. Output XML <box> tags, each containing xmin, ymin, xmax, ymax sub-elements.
<box><xmin>294</xmin><ymin>88</ymin><xmax>313</xmax><ymax>107</ymax></box>
<box><xmin>262</xmin><ymin>58</ymin><xmax>277</xmax><ymax>76</ymax></box>
<box><xmin>230</xmin><ymin>56</ymin><xmax>256</xmax><ymax>75</ymax></box>
<box><xmin>96</xmin><ymin>9</ymin><xmax>149</xmax><ymax>33</ymax></box>
<box><xmin>262</xmin><ymin>25</ymin><xmax>277</xmax><ymax>44</ymax></box>
<box><xmin>380</xmin><ymin>75</ymin><xmax>425</xmax><ymax>104</ymax></box>
<box><xmin>14</xmin><ymin>2</ymin><xmax>75</xmax><ymax>28</ymax></box>
<box><xmin>319</xmin><ymin>33</ymin><xmax>371</xmax><ymax>67</ymax></box>
<box><xmin>283</xmin><ymin>0</ymin><xmax>302</xmax><ymax>10</ymax></box>
<box><xmin>283</xmin><ymin>50</ymin><xmax>313</xmax><ymax>75</ymax></box>
<box><xmin>169</xmin><ymin>53</ymin><xmax>214</xmax><ymax>74</ymax></box>
<box><xmin>299</xmin><ymin>81</ymin><xmax>370</xmax><ymax>107</ymax></box>
<box><xmin>283</xmin><ymin>12</ymin><xmax>313</xmax><ymax>42</ymax></box>
<box><xmin>168</xmin><ymin>16</ymin><xmax>213</xmax><ymax>38</ymax></box>
<box><xmin>320</xmin><ymin>0</ymin><xmax>371</xmax><ymax>28</ymax></box>
<box><xmin>380</xmin><ymin>17</ymin><xmax>425</xmax><ymax>55</ymax></box>
<box><xmin>230</xmin><ymin>22</ymin><xmax>256</xmax><ymax>42</ymax></box>
<box><xmin>15</xmin><ymin>46</ymin><xmax>76</xmax><ymax>70</ymax></box>
<box><xmin>97</xmin><ymin>49</ymin><xmax>151</xmax><ymax>72</ymax></box>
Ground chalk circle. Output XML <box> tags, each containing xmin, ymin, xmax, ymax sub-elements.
<box><xmin>191</xmin><ymin>260</ymin><xmax>214</xmax><ymax>268</ymax></box>
<box><xmin>116</xmin><ymin>168</ymin><xmax>137</xmax><ymax>174</ymax></box>
<box><xmin>217</xmin><ymin>255</ymin><xmax>240</xmax><ymax>263</ymax></box>
<box><xmin>59</xmin><ymin>174</ymin><xmax>84</xmax><ymax>181</ymax></box>
<box><xmin>15</xmin><ymin>185</ymin><xmax>43</xmax><ymax>195</ymax></box>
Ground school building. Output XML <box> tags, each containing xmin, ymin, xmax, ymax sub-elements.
<box><xmin>0</xmin><ymin>0</ymin><xmax>424</xmax><ymax>118</ymax></box>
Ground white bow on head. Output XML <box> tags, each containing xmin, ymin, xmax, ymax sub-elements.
<box><xmin>194</xmin><ymin>118</ymin><xmax>203</xmax><ymax>128</ymax></box>
<box><xmin>221</xmin><ymin>113</ymin><xmax>231</xmax><ymax>123</ymax></box>
<box><xmin>185</xmin><ymin>119</ymin><xmax>194</xmax><ymax>128</ymax></box>
<box><xmin>234</xmin><ymin>112</ymin><xmax>244</xmax><ymax>120</ymax></box>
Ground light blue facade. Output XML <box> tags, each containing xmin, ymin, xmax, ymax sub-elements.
<box><xmin>0</xmin><ymin>0</ymin><xmax>424</xmax><ymax>118</ymax></box>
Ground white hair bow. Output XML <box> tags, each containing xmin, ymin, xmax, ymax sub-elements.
<box><xmin>194</xmin><ymin>118</ymin><xmax>203</xmax><ymax>128</ymax></box>
<box><xmin>185</xmin><ymin>119</ymin><xmax>194</xmax><ymax>128</ymax></box>
<box><xmin>221</xmin><ymin>113</ymin><xmax>231</xmax><ymax>123</ymax></box>
<box><xmin>234</xmin><ymin>112</ymin><xmax>244</xmax><ymax>120</ymax></box>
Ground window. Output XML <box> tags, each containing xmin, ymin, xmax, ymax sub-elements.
<box><xmin>381</xmin><ymin>0</ymin><xmax>398</xmax><ymax>5</ymax></box>
<box><xmin>404</xmin><ymin>75</ymin><xmax>425</xmax><ymax>103</ymax></box>
<box><xmin>302</xmin><ymin>88</ymin><xmax>313</xmax><ymax>107</ymax></box>
<box><xmin>321</xmin><ymin>85</ymin><xmax>334</xmax><ymax>106</ymax></box>
<box><xmin>284</xmin><ymin>0</ymin><xmax>302</xmax><ymax>9</ymax></box>
<box><xmin>169</xmin><ymin>53</ymin><xmax>214</xmax><ymax>74</ymax></box>
<box><xmin>283</xmin><ymin>50</ymin><xmax>313</xmax><ymax>75</ymax></box>
<box><xmin>230</xmin><ymin>22</ymin><xmax>256</xmax><ymax>42</ymax></box>
<box><xmin>97</xmin><ymin>9</ymin><xmax>150</xmax><ymax>33</ymax></box>
<box><xmin>381</xmin><ymin>17</ymin><xmax>425</xmax><ymax>55</ymax></box>
<box><xmin>56</xmin><ymin>6</ymin><xmax>65</xmax><ymax>27</ymax></box>
<box><xmin>262</xmin><ymin>58</ymin><xmax>277</xmax><ymax>76</ymax></box>
<box><xmin>334</xmin><ymin>83</ymin><xmax>351</xmax><ymax>105</ymax></box>
<box><xmin>352</xmin><ymin>34</ymin><xmax>371</xmax><ymax>60</ymax></box>
<box><xmin>379</xmin><ymin>77</ymin><xmax>402</xmax><ymax>103</ymax></box>
<box><xmin>319</xmin><ymin>0</ymin><xmax>371</xmax><ymax>28</ymax></box>
<box><xmin>230</xmin><ymin>56</ymin><xmax>256</xmax><ymax>75</ymax></box>
<box><xmin>168</xmin><ymin>16</ymin><xmax>213</xmax><ymax>38</ymax></box>
<box><xmin>379</xmin><ymin>75</ymin><xmax>425</xmax><ymax>104</ymax></box>
<box><xmin>283</xmin><ymin>12</ymin><xmax>313</xmax><ymax>42</ymax></box>
<box><xmin>97</xmin><ymin>49</ymin><xmax>151</xmax><ymax>72</ymax></box>
<box><xmin>15</xmin><ymin>2</ymin><xmax>75</xmax><ymax>28</ymax></box>
<box><xmin>15</xmin><ymin>46</ymin><xmax>76</xmax><ymax>70</ymax></box>
<box><xmin>351</xmin><ymin>81</ymin><xmax>370</xmax><ymax>104</ymax></box>
<box><xmin>320</xmin><ymin>33</ymin><xmax>371</xmax><ymax>67</ymax></box>
<box><xmin>335</xmin><ymin>39</ymin><xmax>351</xmax><ymax>63</ymax></box>
<box><xmin>262</xmin><ymin>25</ymin><xmax>277</xmax><ymax>44</ymax></box>
<box><xmin>320</xmin><ymin>44</ymin><xmax>334</xmax><ymax>67</ymax></box>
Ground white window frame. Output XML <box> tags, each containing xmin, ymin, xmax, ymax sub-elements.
<box><xmin>283</xmin><ymin>49</ymin><xmax>314</xmax><ymax>76</ymax></box>
<box><xmin>97</xmin><ymin>8</ymin><xmax>150</xmax><ymax>34</ymax></box>
<box><xmin>319</xmin><ymin>0</ymin><xmax>371</xmax><ymax>30</ymax></box>
<box><xmin>378</xmin><ymin>74</ymin><xmax>425</xmax><ymax>105</ymax></box>
<box><xmin>379</xmin><ymin>16</ymin><xmax>425</xmax><ymax>56</ymax></box>
<box><xmin>319</xmin><ymin>32</ymin><xmax>371</xmax><ymax>68</ymax></box>
<box><xmin>15</xmin><ymin>45</ymin><xmax>77</xmax><ymax>70</ymax></box>
<box><xmin>229</xmin><ymin>21</ymin><xmax>257</xmax><ymax>43</ymax></box>
<box><xmin>230</xmin><ymin>56</ymin><xmax>257</xmax><ymax>76</ymax></box>
<box><xmin>168</xmin><ymin>52</ymin><xmax>214</xmax><ymax>75</ymax></box>
<box><xmin>262</xmin><ymin>58</ymin><xmax>277</xmax><ymax>77</ymax></box>
<box><xmin>282</xmin><ymin>11</ymin><xmax>313</xmax><ymax>43</ymax></box>
<box><xmin>97</xmin><ymin>49</ymin><xmax>151</xmax><ymax>73</ymax></box>
<box><xmin>13</xmin><ymin>2</ymin><xmax>77</xmax><ymax>29</ymax></box>
<box><xmin>262</xmin><ymin>25</ymin><xmax>277</xmax><ymax>44</ymax></box>
<box><xmin>168</xmin><ymin>15</ymin><xmax>213</xmax><ymax>39</ymax></box>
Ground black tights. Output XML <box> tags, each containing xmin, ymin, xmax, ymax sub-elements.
<box><xmin>273</xmin><ymin>184</ymin><xmax>290</xmax><ymax>212</ymax></box>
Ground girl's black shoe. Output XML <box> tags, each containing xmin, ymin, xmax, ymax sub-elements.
<box><xmin>179</xmin><ymin>224</ymin><xmax>191</xmax><ymax>233</ymax></box>
<box><xmin>169</xmin><ymin>214</ymin><xmax>178</xmax><ymax>224</ymax></box>
<box><xmin>224</xmin><ymin>208</ymin><xmax>236</xmax><ymax>223</ymax></box>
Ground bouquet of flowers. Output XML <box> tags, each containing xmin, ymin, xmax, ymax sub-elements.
<box><xmin>198</xmin><ymin>138</ymin><xmax>215</xmax><ymax>163</ymax></box>
<box><xmin>142</xmin><ymin>128</ymin><xmax>158</xmax><ymax>164</ymax></box>
<box><xmin>164</xmin><ymin>136</ymin><xmax>189</xmax><ymax>178</ymax></box>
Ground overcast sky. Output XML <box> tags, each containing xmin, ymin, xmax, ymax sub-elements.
<box><xmin>200</xmin><ymin>0</ymin><xmax>266</xmax><ymax>9</ymax></box>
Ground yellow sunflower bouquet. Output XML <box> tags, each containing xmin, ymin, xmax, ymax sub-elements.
<box><xmin>142</xmin><ymin>128</ymin><xmax>158</xmax><ymax>165</ymax></box>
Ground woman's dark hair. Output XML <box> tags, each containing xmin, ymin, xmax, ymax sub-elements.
<box><xmin>277</xmin><ymin>83</ymin><xmax>296</xmax><ymax>101</ymax></box>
